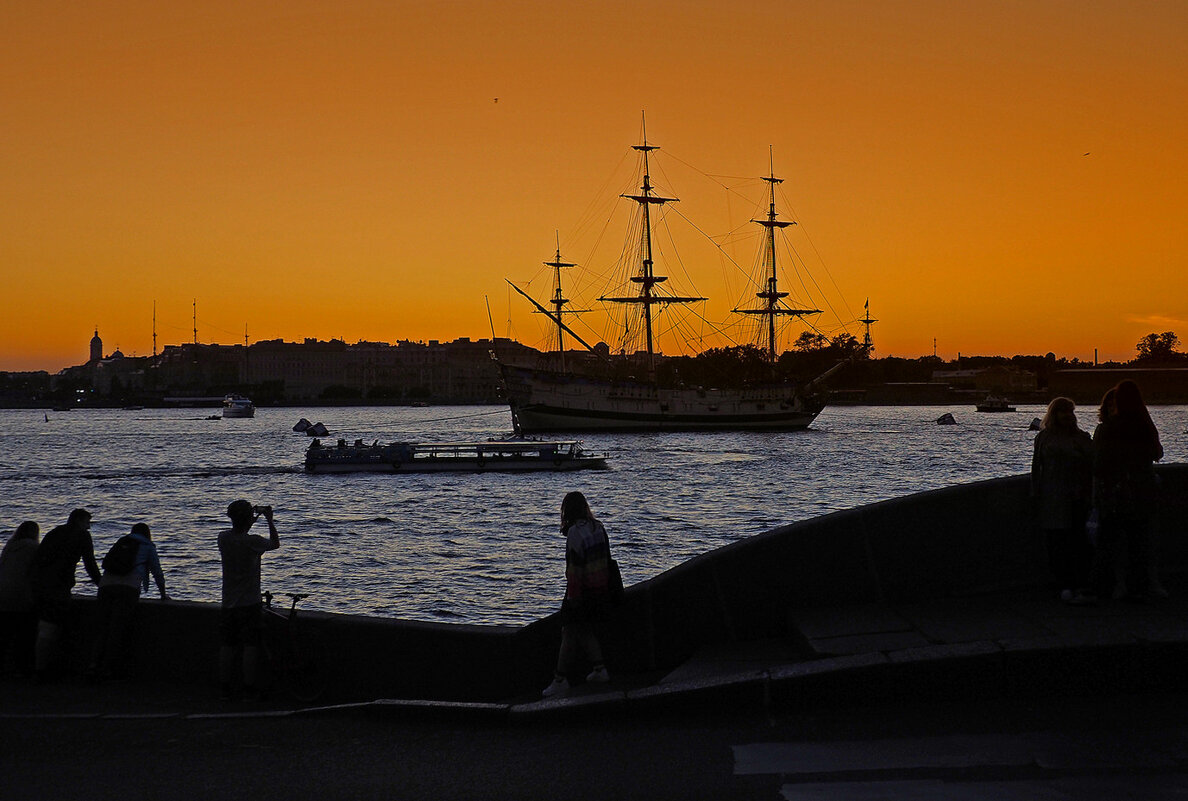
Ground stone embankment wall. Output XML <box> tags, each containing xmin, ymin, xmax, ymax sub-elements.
<box><xmin>84</xmin><ymin>465</ymin><xmax>1188</xmax><ymax>702</ymax></box>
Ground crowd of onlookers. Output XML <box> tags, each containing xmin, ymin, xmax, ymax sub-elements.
<box><xmin>0</xmin><ymin>499</ymin><xmax>281</xmax><ymax>700</ymax></box>
<box><xmin>0</xmin><ymin>507</ymin><xmax>168</xmax><ymax>683</ymax></box>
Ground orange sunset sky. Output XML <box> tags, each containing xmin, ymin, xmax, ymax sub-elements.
<box><xmin>2</xmin><ymin>0</ymin><xmax>1186</xmax><ymax>373</ymax></box>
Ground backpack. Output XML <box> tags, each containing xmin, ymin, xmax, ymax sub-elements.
<box><xmin>102</xmin><ymin>535</ymin><xmax>140</xmax><ymax>576</ymax></box>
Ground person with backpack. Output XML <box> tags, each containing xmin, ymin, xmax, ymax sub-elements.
<box><xmin>87</xmin><ymin>522</ymin><xmax>169</xmax><ymax>680</ymax></box>
<box><xmin>28</xmin><ymin>509</ymin><xmax>101</xmax><ymax>680</ymax></box>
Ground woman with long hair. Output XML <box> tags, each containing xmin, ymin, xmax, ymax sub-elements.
<box><xmin>542</xmin><ymin>491</ymin><xmax>612</xmax><ymax>698</ymax></box>
<box><xmin>1031</xmin><ymin>397</ymin><xmax>1094</xmax><ymax>603</ymax></box>
<box><xmin>1092</xmin><ymin>380</ymin><xmax>1164</xmax><ymax>599</ymax></box>
<box><xmin>0</xmin><ymin>521</ymin><xmax>41</xmax><ymax>676</ymax></box>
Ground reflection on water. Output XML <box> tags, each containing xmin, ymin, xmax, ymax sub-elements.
<box><xmin>3</xmin><ymin>405</ymin><xmax>1185</xmax><ymax>625</ymax></box>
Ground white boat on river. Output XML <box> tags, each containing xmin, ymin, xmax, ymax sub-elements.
<box><xmin>222</xmin><ymin>394</ymin><xmax>255</xmax><ymax>418</ymax></box>
<box><xmin>303</xmin><ymin>438</ymin><xmax>608</xmax><ymax>474</ymax></box>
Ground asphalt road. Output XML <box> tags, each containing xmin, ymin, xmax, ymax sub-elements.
<box><xmin>5</xmin><ymin>690</ymin><xmax>1188</xmax><ymax>800</ymax></box>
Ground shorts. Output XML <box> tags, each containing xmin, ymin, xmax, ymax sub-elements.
<box><xmin>219</xmin><ymin>603</ymin><xmax>263</xmax><ymax>647</ymax></box>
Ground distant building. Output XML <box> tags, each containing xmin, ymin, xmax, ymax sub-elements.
<box><xmin>147</xmin><ymin>336</ymin><xmax>538</xmax><ymax>403</ymax></box>
<box><xmin>29</xmin><ymin>333</ymin><xmax>551</xmax><ymax>405</ymax></box>
<box><xmin>1050</xmin><ymin>367</ymin><xmax>1188</xmax><ymax>404</ymax></box>
<box><xmin>931</xmin><ymin>366</ymin><xmax>1035</xmax><ymax>393</ymax></box>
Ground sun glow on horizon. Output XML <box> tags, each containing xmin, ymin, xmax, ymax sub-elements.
<box><xmin>3</xmin><ymin>1</ymin><xmax>1186</xmax><ymax>373</ymax></box>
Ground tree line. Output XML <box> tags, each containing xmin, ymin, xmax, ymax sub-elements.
<box><xmin>643</xmin><ymin>330</ymin><xmax>1186</xmax><ymax>389</ymax></box>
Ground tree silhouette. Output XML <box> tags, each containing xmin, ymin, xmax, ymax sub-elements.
<box><xmin>1135</xmin><ymin>331</ymin><xmax>1184</xmax><ymax>363</ymax></box>
<box><xmin>792</xmin><ymin>331</ymin><xmax>828</xmax><ymax>351</ymax></box>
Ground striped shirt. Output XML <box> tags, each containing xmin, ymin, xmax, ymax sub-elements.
<box><xmin>565</xmin><ymin>517</ymin><xmax>610</xmax><ymax>602</ymax></box>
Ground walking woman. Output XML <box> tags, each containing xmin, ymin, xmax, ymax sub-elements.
<box><xmin>1092</xmin><ymin>380</ymin><xmax>1165</xmax><ymax>600</ymax></box>
<box><xmin>542</xmin><ymin>491</ymin><xmax>612</xmax><ymax>698</ymax></box>
<box><xmin>1030</xmin><ymin>397</ymin><xmax>1094</xmax><ymax>604</ymax></box>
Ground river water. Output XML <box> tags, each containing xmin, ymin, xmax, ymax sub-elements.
<box><xmin>4</xmin><ymin>404</ymin><xmax>1185</xmax><ymax>625</ymax></box>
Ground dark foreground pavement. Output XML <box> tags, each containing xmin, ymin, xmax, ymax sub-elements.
<box><xmin>3</xmin><ymin>685</ymin><xmax>1187</xmax><ymax>800</ymax></box>
<box><xmin>5</xmin><ymin>574</ymin><xmax>1188</xmax><ymax>799</ymax></box>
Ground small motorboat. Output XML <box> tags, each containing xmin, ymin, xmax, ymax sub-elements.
<box><xmin>222</xmin><ymin>394</ymin><xmax>255</xmax><ymax>418</ymax></box>
<box><xmin>975</xmin><ymin>395</ymin><xmax>1016</xmax><ymax>413</ymax></box>
<box><xmin>304</xmin><ymin>439</ymin><xmax>608</xmax><ymax>474</ymax></box>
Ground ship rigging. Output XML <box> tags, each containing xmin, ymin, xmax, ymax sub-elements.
<box><xmin>496</xmin><ymin>123</ymin><xmax>849</xmax><ymax>433</ymax></box>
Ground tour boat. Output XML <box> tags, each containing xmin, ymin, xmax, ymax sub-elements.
<box><xmin>303</xmin><ymin>438</ymin><xmax>608</xmax><ymax>473</ymax></box>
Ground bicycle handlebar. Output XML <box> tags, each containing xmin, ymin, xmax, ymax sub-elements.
<box><xmin>262</xmin><ymin>591</ymin><xmax>311</xmax><ymax>608</ymax></box>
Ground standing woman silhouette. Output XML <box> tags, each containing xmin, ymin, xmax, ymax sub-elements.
<box><xmin>1031</xmin><ymin>397</ymin><xmax>1094</xmax><ymax>603</ymax></box>
<box><xmin>1092</xmin><ymin>380</ymin><xmax>1165</xmax><ymax>600</ymax></box>
<box><xmin>542</xmin><ymin>491</ymin><xmax>612</xmax><ymax>697</ymax></box>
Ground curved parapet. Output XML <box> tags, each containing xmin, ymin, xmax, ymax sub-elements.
<box><xmin>597</xmin><ymin>463</ymin><xmax>1188</xmax><ymax>678</ymax></box>
<box><xmin>79</xmin><ymin>464</ymin><xmax>1188</xmax><ymax>704</ymax></box>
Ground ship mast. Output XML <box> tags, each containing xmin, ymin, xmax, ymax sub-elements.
<box><xmin>544</xmin><ymin>233</ymin><xmax>576</xmax><ymax>372</ymax></box>
<box><xmin>732</xmin><ymin>148</ymin><xmax>820</xmax><ymax>362</ymax></box>
<box><xmin>859</xmin><ymin>298</ymin><xmax>877</xmax><ymax>355</ymax></box>
<box><xmin>599</xmin><ymin>118</ymin><xmax>704</xmax><ymax>378</ymax></box>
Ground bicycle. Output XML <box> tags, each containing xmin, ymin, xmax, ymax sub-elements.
<box><xmin>261</xmin><ymin>591</ymin><xmax>327</xmax><ymax>703</ymax></box>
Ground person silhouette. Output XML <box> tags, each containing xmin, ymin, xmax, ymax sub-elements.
<box><xmin>28</xmin><ymin>509</ymin><xmax>101</xmax><ymax>680</ymax></box>
<box><xmin>542</xmin><ymin>491</ymin><xmax>613</xmax><ymax>698</ymax></box>
<box><xmin>1030</xmin><ymin>398</ymin><xmax>1094</xmax><ymax>604</ymax></box>
<box><xmin>87</xmin><ymin>523</ymin><xmax>169</xmax><ymax>680</ymax></box>
<box><xmin>0</xmin><ymin>521</ymin><xmax>41</xmax><ymax>676</ymax></box>
<box><xmin>1092</xmin><ymin>380</ymin><xmax>1164</xmax><ymax>600</ymax></box>
<box><xmin>217</xmin><ymin>500</ymin><xmax>279</xmax><ymax>700</ymax></box>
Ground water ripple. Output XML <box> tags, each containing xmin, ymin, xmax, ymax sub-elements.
<box><xmin>4</xmin><ymin>404</ymin><xmax>1186</xmax><ymax>625</ymax></box>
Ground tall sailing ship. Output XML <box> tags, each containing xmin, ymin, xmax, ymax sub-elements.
<box><xmin>497</xmin><ymin>130</ymin><xmax>848</xmax><ymax>433</ymax></box>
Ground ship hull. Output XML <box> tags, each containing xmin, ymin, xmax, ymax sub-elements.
<box><xmin>501</xmin><ymin>365</ymin><xmax>825</xmax><ymax>433</ymax></box>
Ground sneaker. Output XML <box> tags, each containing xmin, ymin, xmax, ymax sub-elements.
<box><xmin>1059</xmin><ymin>589</ymin><xmax>1075</xmax><ymax>603</ymax></box>
<box><xmin>1067</xmin><ymin>591</ymin><xmax>1095</xmax><ymax>606</ymax></box>
<box><xmin>541</xmin><ymin>676</ymin><xmax>569</xmax><ymax>698</ymax></box>
<box><xmin>585</xmin><ymin>666</ymin><xmax>610</xmax><ymax>684</ymax></box>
